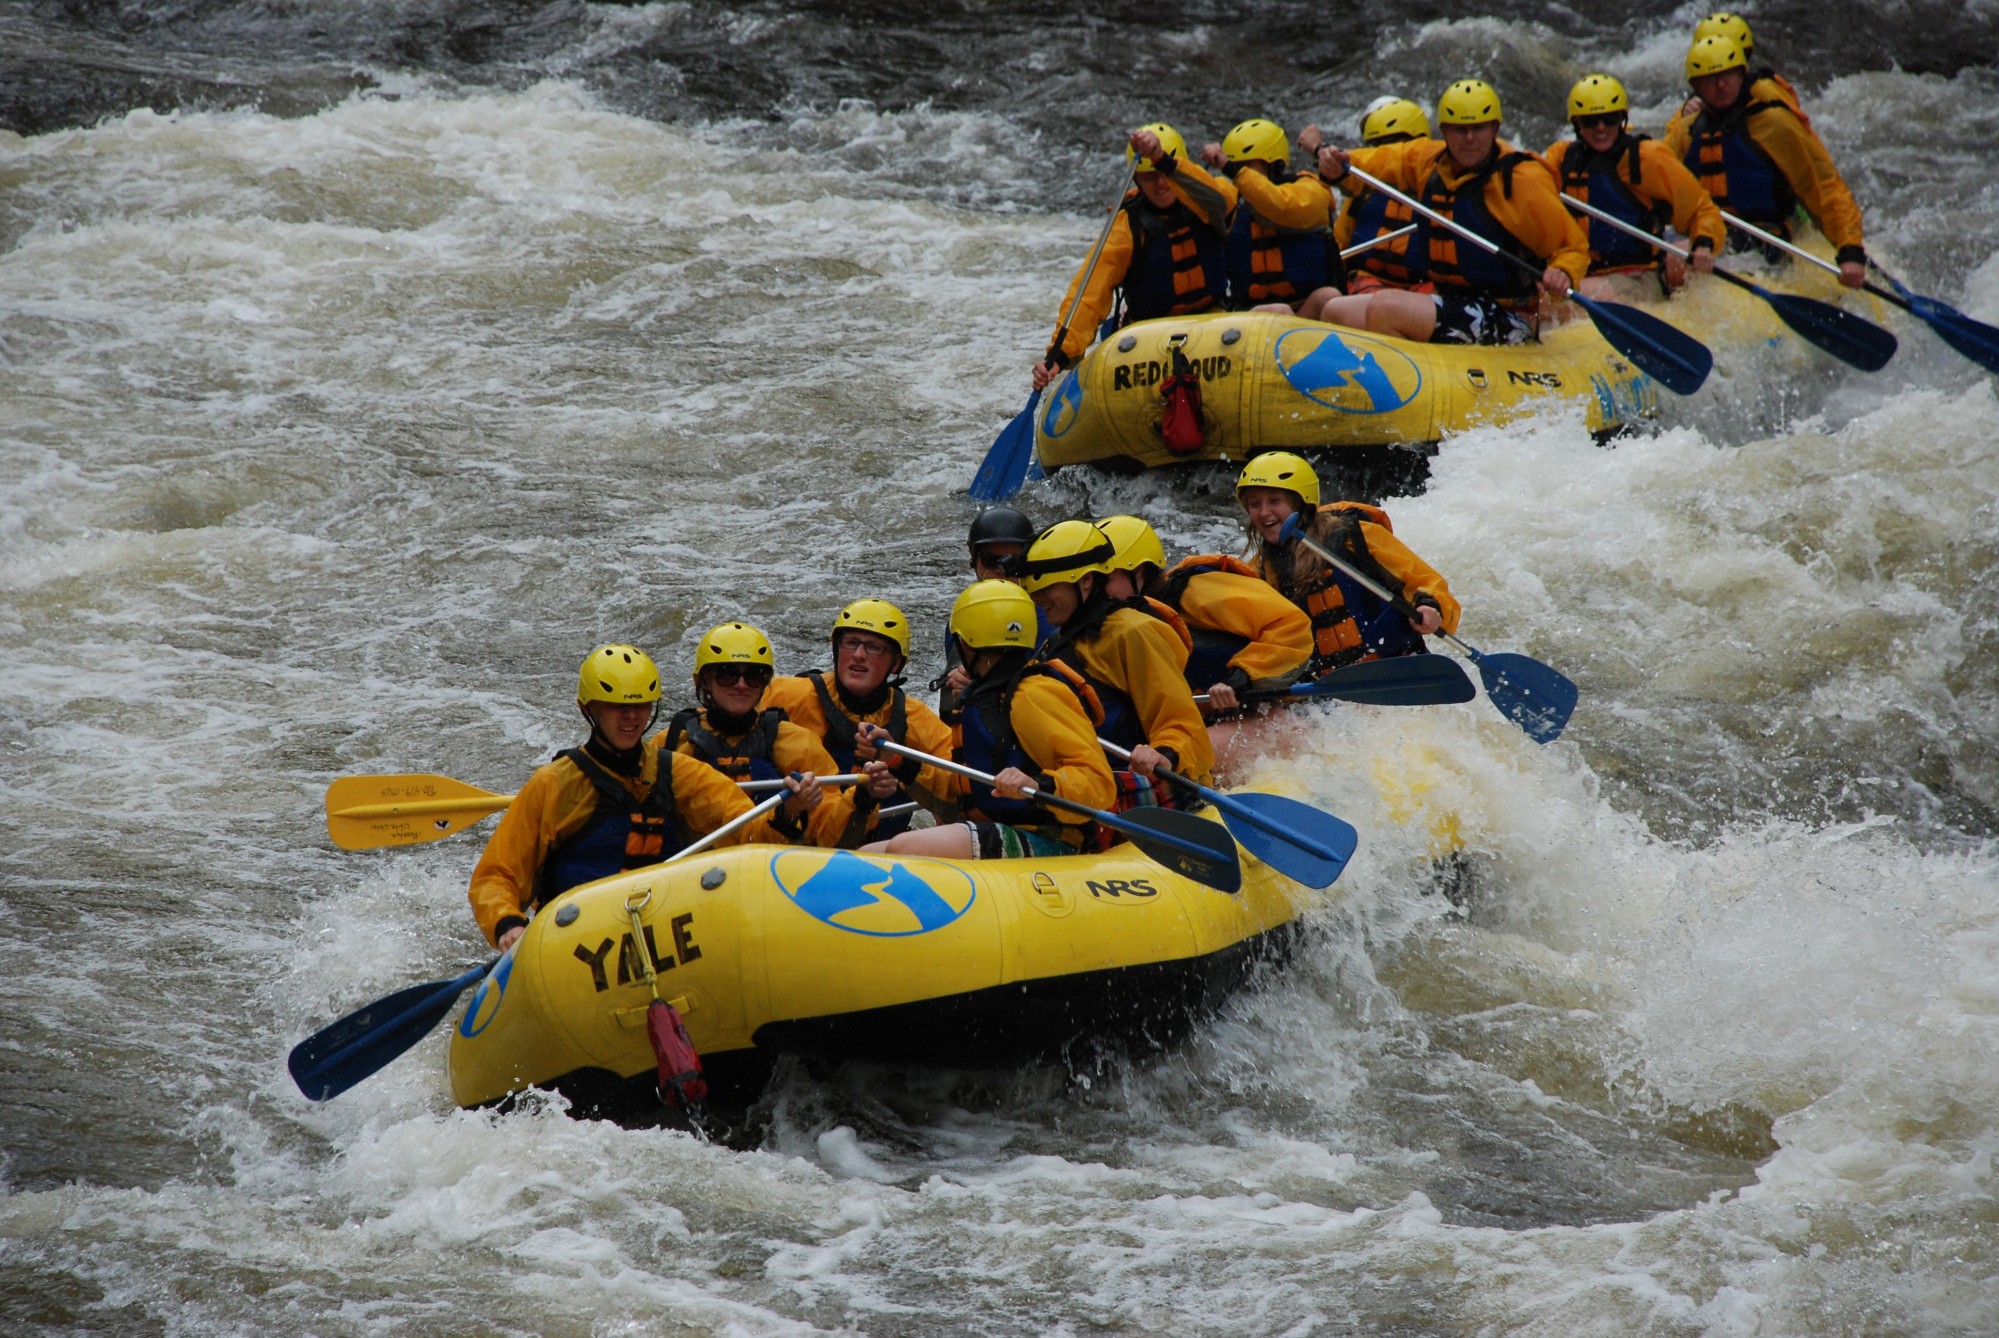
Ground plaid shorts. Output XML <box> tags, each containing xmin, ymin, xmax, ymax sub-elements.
<box><xmin>965</xmin><ymin>822</ymin><xmax>1073</xmax><ymax>860</ymax></box>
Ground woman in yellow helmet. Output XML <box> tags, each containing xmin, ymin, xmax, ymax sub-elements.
<box><xmin>764</xmin><ymin>599</ymin><xmax>957</xmax><ymax>840</ymax></box>
<box><xmin>1031</xmin><ymin>125</ymin><xmax>1239</xmax><ymax>392</ymax></box>
<box><xmin>465</xmin><ymin>644</ymin><xmax>819</xmax><ymax>951</ymax></box>
<box><xmin>661</xmin><ymin>621</ymin><xmax>881</xmax><ymax>849</ymax></box>
<box><xmin>1311</xmin><ymin>78</ymin><xmax>1590</xmax><ymax>346</ymax></box>
<box><xmin>859</xmin><ymin>581</ymin><xmax>1115</xmax><ymax>861</ymax></box>
<box><xmin>1662</xmin><ymin>33</ymin><xmax>1866</xmax><ymax>284</ymax></box>
<box><xmin>1235</xmin><ymin>453</ymin><xmax>1459</xmax><ymax>679</ymax></box>
<box><xmin>1199</xmin><ymin>117</ymin><xmax>1346</xmax><ymax>319</ymax></box>
<box><xmin>1545</xmin><ymin>73</ymin><xmax>1724</xmax><ymax>298</ymax></box>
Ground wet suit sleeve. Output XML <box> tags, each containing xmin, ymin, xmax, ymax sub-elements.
<box><xmin>1010</xmin><ymin>675</ymin><xmax>1117</xmax><ymax>819</ymax></box>
<box><xmin>1346</xmin><ymin>140</ymin><xmax>1443</xmax><ymax>196</ymax></box>
<box><xmin>1233</xmin><ymin>166</ymin><xmax>1333</xmax><ymax>231</ymax></box>
<box><xmin>1746</xmin><ymin>107</ymin><xmax>1865</xmax><ymax>254</ymax></box>
<box><xmin>898</xmin><ymin>699</ymin><xmax>966</xmax><ymax>819</ymax></box>
<box><xmin>663</xmin><ymin>750</ymin><xmax>790</xmax><ymax>849</ymax></box>
<box><xmin>1161</xmin><ymin>157</ymin><xmax>1238</xmax><ymax>229</ymax></box>
<box><xmin>467</xmin><ymin>757</ymin><xmax>598</xmax><ymax>948</ymax></box>
<box><xmin>772</xmin><ymin>721</ymin><xmax>860</xmax><ymax>848</ymax></box>
<box><xmin>1051</xmin><ymin>207</ymin><xmax>1137</xmax><ymax>366</ymax></box>
<box><xmin>1085</xmin><ymin>611</ymin><xmax>1215</xmax><ymax>785</ymax></box>
<box><xmin>1638</xmin><ymin>141</ymin><xmax>1726</xmax><ymax>253</ymax></box>
<box><xmin>1174</xmin><ymin>570</ymin><xmax>1314</xmax><ymax>687</ymax></box>
<box><xmin>1358</xmin><ymin>520</ymin><xmax>1462</xmax><ymax>635</ymax></box>
<box><xmin>1485</xmin><ymin>154</ymin><xmax>1591</xmax><ymax>286</ymax></box>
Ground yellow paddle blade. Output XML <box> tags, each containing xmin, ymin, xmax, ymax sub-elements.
<box><xmin>324</xmin><ymin>773</ymin><xmax>515</xmax><ymax>851</ymax></box>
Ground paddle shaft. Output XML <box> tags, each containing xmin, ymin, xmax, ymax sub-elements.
<box><xmin>1342</xmin><ymin>165</ymin><xmax>1555</xmax><ymax>289</ymax></box>
<box><xmin>1045</xmin><ymin>164</ymin><xmax>1135</xmax><ymax>366</ymax></box>
<box><xmin>1282</xmin><ymin>520</ymin><xmax>1473</xmax><ymax>659</ymax></box>
<box><xmin>330</xmin><ymin>773</ymin><xmax>858</xmax><ymax>820</ymax></box>
<box><xmin>1339</xmin><ymin>222</ymin><xmax>1419</xmax><ymax>261</ymax></box>
<box><xmin>872</xmin><ymin>739</ymin><xmax>1100</xmax><ymax>824</ymax></box>
<box><xmin>1718</xmin><ymin>210</ymin><xmax>1908</xmax><ymax>309</ymax></box>
<box><xmin>1570</xmin><ymin>194</ymin><xmax>1871</xmax><ymax>307</ymax></box>
<box><xmin>1094</xmin><ymin>737</ymin><xmax>1349</xmax><ymax>865</ymax></box>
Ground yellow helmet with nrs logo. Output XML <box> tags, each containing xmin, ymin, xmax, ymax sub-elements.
<box><xmin>1686</xmin><ymin>33</ymin><xmax>1747</xmax><ymax>81</ymax></box>
<box><xmin>949</xmin><ymin>580</ymin><xmax>1038</xmax><ymax>651</ymax></box>
<box><xmin>831</xmin><ymin>598</ymin><xmax>911</xmax><ymax>659</ymax></box>
<box><xmin>578</xmin><ymin>644</ymin><xmax>662</xmax><ymax>705</ymax></box>
<box><xmin>1437</xmin><ymin>78</ymin><xmax>1502</xmax><ymax>126</ymax></box>
<box><xmin>1095</xmin><ymin>515</ymin><xmax>1167</xmax><ymax>574</ymax></box>
<box><xmin>1126</xmin><ymin>122</ymin><xmax>1189</xmax><ymax>174</ymax></box>
<box><xmin>1018</xmin><ymin>519</ymin><xmax>1118</xmax><ymax>593</ymax></box>
<box><xmin>692</xmin><ymin>621</ymin><xmax>774</xmax><ymax>679</ymax></box>
<box><xmin>1361</xmin><ymin>97</ymin><xmax>1430</xmax><ymax>145</ymax></box>
<box><xmin>1235</xmin><ymin>451</ymin><xmax>1321</xmax><ymax>507</ymax></box>
<box><xmin>1694</xmin><ymin>11</ymin><xmax>1755</xmax><ymax>57</ymax></box>
<box><xmin>1568</xmin><ymin>74</ymin><xmax>1629</xmax><ymax>120</ymax></box>
<box><xmin>1221</xmin><ymin>118</ymin><xmax>1290</xmax><ymax>168</ymax></box>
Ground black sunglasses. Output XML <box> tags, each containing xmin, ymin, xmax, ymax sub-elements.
<box><xmin>708</xmin><ymin>665</ymin><xmax>771</xmax><ymax>686</ymax></box>
<box><xmin>1574</xmin><ymin>113</ymin><xmax>1625</xmax><ymax>131</ymax></box>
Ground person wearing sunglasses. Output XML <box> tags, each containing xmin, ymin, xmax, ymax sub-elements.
<box><xmin>765</xmin><ymin>599</ymin><xmax>956</xmax><ymax>842</ymax></box>
<box><xmin>467</xmin><ymin>644</ymin><xmax>813</xmax><ymax>952</ymax></box>
<box><xmin>661</xmin><ymin>621</ymin><xmax>872</xmax><ymax>849</ymax></box>
<box><xmin>1311</xmin><ymin>78</ymin><xmax>1589</xmax><ymax>347</ymax></box>
<box><xmin>1544</xmin><ymin>74</ymin><xmax>1723</xmax><ymax>299</ymax></box>
<box><xmin>1197</xmin><ymin>117</ymin><xmax>1346</xmax><ymax>319</ymax></box>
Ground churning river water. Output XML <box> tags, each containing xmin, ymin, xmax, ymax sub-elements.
<box><xmin>2</xmin><ymin>2</ymin><xmax>1997</xmax><ymax>1333</ymax></box>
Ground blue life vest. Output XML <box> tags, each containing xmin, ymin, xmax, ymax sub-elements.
<box><xmin>664</xmin><ymin>707</ymin><xmax>787</xmax><ymax>783</ymax></box>
<box><xmin>1418</xmin><ymin>150</ymin><xmax>1542</xmax><ymax>301</ymax></box>
<box><xmin>1225</xmin><ymin>179</ymin><xmax>1339</xmax><ymax>308</ymax></box>
<box><xmin>1345</xmin><ymin>188</ymin><xmax>1429</xmax><ymax>286</ymax></box>
<box><xmin>1683</xmin><ymin>93</ymin><xmax>1799</xmax><ymax>239</ymax></box>
<box><xmin>1120</xmin><ymin>196</ymin><xmax>1228</xmax><ymax>324</ymax></box>
<box><xmin>804</xmin><ymin>670</ymin><xmax>915</xmax><ymax>840</ymax></box>
<box><xmin>535</xmin><ymin>748</ymin><xmax>687</xmax><ymax>908</ymax></box>
<box><xmin>1559</xmin><ymin>135</ymin><xmax>1670</xmax><ymax>270</ymax></box>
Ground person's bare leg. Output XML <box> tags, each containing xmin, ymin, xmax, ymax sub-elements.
<box><xmin>863</xmin><ymin>823</ymin><xmax>975</xmax><ymax>858</ymax></box>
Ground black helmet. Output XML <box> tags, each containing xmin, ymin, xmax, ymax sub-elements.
<box><xmin>967</xmin><ymin>507</ymin><xmax>1036</xmax><ymax>552</ymax></box>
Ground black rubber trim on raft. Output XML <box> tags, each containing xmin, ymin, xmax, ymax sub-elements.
<box><xmin>506</xmin><ymin>923</ymin><xmax>1299</xmax><ymax>1123</ymax></box>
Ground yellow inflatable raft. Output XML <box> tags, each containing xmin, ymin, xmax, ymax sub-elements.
<box><xmin>448</xmin><ymin>838</ymin><xmax>1308</xmax><ymax>1116</ymax></box>
<box><xmin>1033</xmin><ymin>310</ymin><xmax>1659</xmax><ymax>473</ymax></box>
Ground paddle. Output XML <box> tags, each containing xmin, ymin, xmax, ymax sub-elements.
<box><xmin>1720</xmin><ymin>209</ymin><xmax>1999</xmax><ymax>376</ymax></box>
<box><xmin>968</xmin><ymin>164</ymin><xmax>1132</xmax><ymax>502</ymax></box>
<box><xmin>1097</xmin><ymin>738</ymin><xmax>1355</xmax><ymax>889</ymax></box>
<box><xmin>1194</xmin><ymin>657</ymin><xmax>1477</xmax><ymax>709</ymax></box>
<box><xmin>325</xmin><ymin>772</ymin><xmax>863</xmax><ymax>851</ymax></box>
<box><xmin>1340</xmin><ymin>222</ymin><xmax>1420</xmax><ymax>261</ymax></box>
<box><xmin>1277</xmin><ymin>514</ymin><xmax>1577</xmax><ymax>743</ymax></box>
<box><xmin>288</xmin><ymin>790</ymin><xmax>791</xmax><ymax>1101</ymax></box>
<box><xmin>1339</xmin><ymin>163</ymin><xmax>1713</xmax><ymax>396</ymax></box>
<box><xmin>1561</xmin><ymin>194</ymin><xmax>1896</xmax><ymax>372</ymax></box>
<box><xmin>870</xmin><ymin>738</ymin><xmax>1243</xmax><ymax>894</ymax></box>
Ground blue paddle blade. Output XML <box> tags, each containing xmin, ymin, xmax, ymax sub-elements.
<box><xmin>1910</xmin><ymin>293</ymin><xmax>1999</xmax><ymax>376</ymax></box>
<box><xmin>968</xmin><ymin>389</ymin><xmax>1040</xmax><ymax>502</ymax></box>
<box><xmin>1468</xmin><ymin>650</ymin><xmax>1578</xmax><ymax>744</ymax></box>
<box><xmin>1211</xmin><ymin>791</ymin><xmax>1357</xmax><ymax>889</ymax></box>
<box><xmin>1293</xmin><ymin>655</ymin><xmax>1477</xmax><ymax>706</ymax></box>
<box><xmin>1110</xmin><ymin>805</ymin><xmax>1243</xmax><ymax>894</ymax></box>
<box><xmin>1570</xmin><ymin>292</ymin><xmax>1714</xmax><ymax>396</ymax></box>
<box><xmin>1760</xmin><ymin>288</ymin><xmax>1898</xmax><ymax>372</ymax></box>
<box><xmin>288</xmin><ymin>961</ymin><xmax>491</xmax><ymax>1101</ymax></box>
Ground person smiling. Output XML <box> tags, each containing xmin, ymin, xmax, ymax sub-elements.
<box><xmin>466</xmin><ymin>644</ymin><xmax>813</xmax><ymax>952</ymax></box>
<box><xmin>1236</xmin><ymin>454</ymin><xmax>1458</xmax><ymax>680</ymax></box>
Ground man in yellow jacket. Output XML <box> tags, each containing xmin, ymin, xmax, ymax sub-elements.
<box><xmin>1094</xmin><ymin>513</ymin><xmax>1312</xmax><ymax>715</ymax></box>
<box><xmin>662</xmin><ymin>621</ymin><xmax>889</xmax><ymax>849</ymax></box>
<box><xmin>764</xmin><ymin>598</ymin><xmax>958</xmax><ymax>841</ymax></box>
<box><xmin>1019</xmin><ymin>520</ymin><xmax>1215</xmax><ymax>795</ymax></box>
<box><xmin>467</xmin><ymin>644</ymin><xmax>821</xmax><ymax>950</ymax></box>
<box><xmin>859</xmin><ymin>581</ymin><xmax>1115</xmax><ymax>861</ymax></box>
<box><xmin>1312</xmin><ymin>78</ymin><xmax>1590</xmax><ymax>346</ymax></box>
<box><xmin>1199</xmin><ymin>117</ymin><xmax>1344</xmax><ymax>319</ymax></box>
<box><xmin>1546</xmin><ymin>73</ymin><xmax>1724</xmax><ymax>297</ymax></box>
<box><xmin>1030</xmin><ymin>124</ymin><xmax>1238</xmax><ymax>391</ymax></box>
<box><xmin>1663</xmin><ymin>33</ymin><xmax>1867</xmax><ymax>285</ymax></box>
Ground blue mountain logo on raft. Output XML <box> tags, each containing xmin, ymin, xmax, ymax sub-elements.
<box><xmin>1039</xmin><ymin>369</ymin><xmax>1084</xmax><ymax>439</ymax></box>
<box><xmin>772</xmin><ymin>850</ymin><xmax>977</xmax><ymax>937</ymax></box>
<box><xmin>458</xmin><ymin>950</ymin><xmax>514</xmax><ymax>1039</ymax></box>
<box><xmin>1275</xmin><ymin>328</ymin><xmax>1422</xmax><ymax>414</ymax></box>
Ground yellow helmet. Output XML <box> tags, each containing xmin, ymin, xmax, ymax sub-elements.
<box><xmin>1686</xmin><ymin>33</ymin><xmax>1747</xmax><ymax>81</ymax></box>
<box><xmin>1095</xmin><ymin>515</ymin><xmax>1167</xmax><ymax>574</ymax></box>
<box><xmin>1018</xmin><ymin>519</ymin><xmax>1117</xmax><ymax>593</ymax></box>
<box><xmin>1694</xmin><ymin>11</ymin><xmax>1754</xmax><ymax>57</ymax></box>
<box><xmin>1221</xmin><ymin>118</ymin><xmax>1289</xmax><ymax>167</ymax></box>
<box><xmin>1360</xmin><ymin>96</ymin><xmax>1430</xmax><ymax>145</ymax></box>
<box><xmin>831</xmin><ymin>598</ymin><xmax>911</xmax><ymax>659</ymax></box>
<box><xmin>949</xmin><ymin>580</ymin><xmax>1039</xmax><ymax>651</ymax></box>
<box><xmin>1437</xmin><ymin>78</ymin><xmax>1502</xmax><ymax>126</ymax></box>
<box><xmin>1567</xmin><ymin>74</ymin><xmax>1629</xmax><ymax>119</ymax></box>
<box><xmin>578</xmin><ymin>644</ymin><xmax>662</xmax><ymax>705</ymax></box>
<box><xmin>692</xmin><ymin>621</ymin><xmax>775</xmax><ymax>679</ymax></box>
<box><xmin>1234</xmin><ymin>451</ymin><xmax>1320</xmax><ymax>507</ymax></box>
<box><xmin>1126</xmin><ymin>122</ymin><xmax>1189</xmax><ymax>174</ymax></box>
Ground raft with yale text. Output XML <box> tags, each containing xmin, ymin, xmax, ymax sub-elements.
<box><xmin>448</xmin><ymin>839</ymin><xmax>1308</xmax><ymax>1114</ymax></box>
<box><xmin>1032</xmin><ymin>310</ymin><xmax>1659</xmax><ymax>472</ymax></box>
